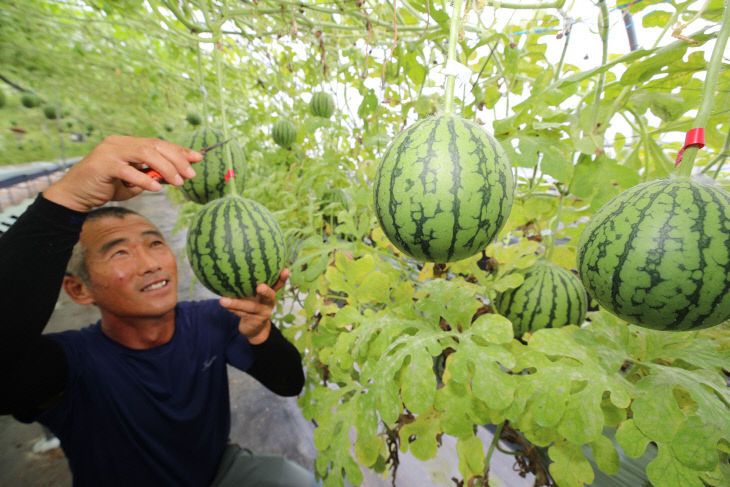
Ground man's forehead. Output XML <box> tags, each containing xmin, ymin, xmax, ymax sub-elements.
<box><xmin>81</xmin><ymin>214</ymin><xmax>163</xmax><ymax>244</ymax></box>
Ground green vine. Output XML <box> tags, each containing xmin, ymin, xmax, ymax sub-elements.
<box><xmin>443</xmin><ymin>0</ymin><xmax>463</xmax><ymax>115</ymax></box>
<box><xmin>676</xmin><ymin>3</ymin><xmax>730</xmax><ymax>177</ymax></box>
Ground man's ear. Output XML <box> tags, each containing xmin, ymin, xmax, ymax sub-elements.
<box><xmin>62</xmin><ymin>275</ymin><xmax>95</xmax><ymax>305</ymax></box>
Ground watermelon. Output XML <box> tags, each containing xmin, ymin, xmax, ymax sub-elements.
<box><xmin>576</xmin><ymin>178</ymin><xmax>730</xmax><ymax>331</ymax></box>
<box><xmin>186</xmin><ymin>111</ymin><xmax>202</xmax><ymax>126</ymax></box>
<box><xmin>272</xmin><ymin>120</ymin><xmax>296</xmax><ymax>149</ymax></box>
<box><xmin>43</xmin><ymin>106</ymin><xmax>57</xmax><ymax>120</ymax></box>
<box><xmin>309</xmin><ymin>92</ymin><xmax>334</xmax><ymax>118</ymax></box>
<box><xmin>186</xmin><ymin>195</ymin><xmax>287</xmax><ymax>297</ymax></box>
<box><xmin>20</xmin><ymin>93</ymin><xmax>41</xmax><ymax>108</ymax></box>
<box><xmin>179</xmin><ymin>128</ymin><xmax>246</xmax><ymax>204</ymax></box>
<box><xmin>373</xmin><ymin>114</ymin><xmax>514</xmax><ymax>263</ymax></box>
<box><xmin>495</xmin><ymin>260</ymin><xmax>588</xmax><ymax>337</ymax></box>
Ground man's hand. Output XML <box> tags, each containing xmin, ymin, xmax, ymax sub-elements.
<box><xmin>219</xmin><ymin>269</ymin><xmax>290</xmax><ymax>345</ymax></box>
<box><xmin>44</xmin><ymin>136</ymin><xmax>202</xmax><ymax>212</ymax></box>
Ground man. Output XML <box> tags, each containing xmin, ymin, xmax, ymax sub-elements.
<box><xmin>0</xmin><ymin>136</ymin><xmax>316</xmax><ymax>486</ymax></box>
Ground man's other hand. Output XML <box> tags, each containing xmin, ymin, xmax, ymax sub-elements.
<box><xmin>220</xmin><ymin>269</ymin><xmax>290</xmax><ymax>345</ymax></box>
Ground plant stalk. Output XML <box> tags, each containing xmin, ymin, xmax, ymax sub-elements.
<box><xmin>591</xmin><ymin>0</ymin><xmax>609</xmax><ymax>146</ymax></box>
<box><xmin>443</xmin><ymin>0</ymin><xmax>464</xmax><ymax>115</ymax></box>
<box><xmin>545</xmin><ymin>186</ymin><xmax>565</xmax><ymax>262</ymax></box>
<box><xmin>553</xmin><ymin>25</ymin><xmax>571</xmax><ymax>82</ymax></box>
<box><xmin>677</xmin><ymin>4</ymin><xmax>730</xmax><ymax>177</ymax></box>
<box><xmin>196</xmin><ymin>42</ymin><xmax>209</xmax><ymax>130</ymax></box>
<box><xmin>213</xmin><ymin>35</ymin><xmax>237</xmax><ymax>196</ymax></box>
<box><xmin>482</xmin><ymin>421</ymin><xmax>506</xmax><ymax>486</ymax></box>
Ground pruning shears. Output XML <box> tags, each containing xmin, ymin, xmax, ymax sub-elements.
<box><xmin>130</xmin><ymin>138</ymin><xmax>232</xmax><ymax>185</ymax></box>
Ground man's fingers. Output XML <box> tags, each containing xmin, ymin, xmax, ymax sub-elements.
<box><xmin>155</xmin><ymin>139</ymin><xmax>201</xmax><ymax>180</ymax></box>
<box><xmin>221</xmin><ymin>296</ymin><xmax>254</xmax><ymax>312</ymax></box>
<box><xmin>117</xmin><ymin>164</ymin><xmax>163</xmax><ymax>192</ymax></box>
<box><xmin>119</xmin><ymin>144</ymin><xmax>185</xmax><ymax>186</ymax></box>
<box><xmin>271</xmin><ymin>269</ymin><xmax>290</xmax><ymax>292</ymax></box>
<box><xmin>255</xmin><ymin>284</ymin><xmax>277</xmax><ymax>305</ymax></box>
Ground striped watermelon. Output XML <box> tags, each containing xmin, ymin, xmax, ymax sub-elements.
<box><xmin>373</xmin><ymin>114</ymin><xmax>514</xmax><ymax>263</ymax></box>
<box><xmin>272</xmin><ymin>120</ymin><xmax>296</xmax><ymax>149</ymax></box>
<box><xmin>577</xmin><ymin>178</ymin><xmax>730</xmax><ymax>331</ymax></box>
<box><xmin>495</xmin><ymin>260</ymin><xmax>588</xmax><ymax>337</ymax></box>
<box><xmin>179</xmin><ymin>128</ymin><xmax>246</xmax><ymax>204</ymax></box>
<box><xmin>309</xmin><ymin>92</ymin><xmax>334</xmax><ymax>118</ymax></box>
<box><xmin>186</xmin><ymin>195</ymin><xmax>287</xmax><ymax>297</ymax></box>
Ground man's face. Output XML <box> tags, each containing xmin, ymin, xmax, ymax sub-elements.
<box><xmin>80</xmin><ymin>214</ymin><xmax>178</xmax><ymax>319</ymax></box>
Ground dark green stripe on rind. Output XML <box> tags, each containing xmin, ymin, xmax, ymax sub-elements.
<box><xmin>495</xmin><ymin>261</ymin><xmax>588</xmax><ymax>337</ymax></box>
<box><xmin>180</xmin><ymin>128</ymin><xmax>246</xmax><ymax>204</ymax></box>
<box><xmin>186</xmin><ymin>195</ymin><xmax>287</xmax><ymax>298</ymax></box>
<box><xmin>373</xmin><ymin>115</ymin><xmax>514</xmax><ymax>263</ymax></box>
<box><xmin>577</xmin><ymin>179</ymin><xmax>730</xmax><ymax>331</ymax></box>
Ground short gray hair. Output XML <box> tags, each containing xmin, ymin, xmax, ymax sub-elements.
<box><xmin>65</xmin><ymin>206</ymin><xmax>145</xmax><ymax>285</ymax></box>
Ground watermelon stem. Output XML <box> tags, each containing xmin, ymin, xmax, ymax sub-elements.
<box><xmin>213</xmin><ymin>35</ymin><xmax>237</xmax><ymax>196</ymax></box>
<box><xmin>196</xmin><ymin>42</ymin><xmax>209</xmax><ymax>130</ymax></box>
<box><xmin>545</xmin><ymin>184</ymin><xmax>565</xmax><ymax>263</ymax></box>
<box><xmin>443</xmin><ymin>0</ymin><xmax>464</xmax><ymax>115</ymax></box>
<box><xmin>676</xmin><ymin>3</ymin><xmax>730</xmax><ymax>177</ymax></box>
<box><xmin>553</xmin><ymin>28</ymin><xmax>571</xmax><ymax>82</ymax></box>
<box><xmin>590</xmin><ymin>0</ymin><xmax>609</xmax><ymax>150</ymax></box>
<box><xmin>482</xmin><ymin>421</ymin><xmax>505</xmax><ymax>483</ymax></box>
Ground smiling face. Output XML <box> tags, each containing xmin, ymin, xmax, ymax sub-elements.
<box><xmin>77</xmin><ymin>213</ymin><xmax>178</xmax><ymax>321</ymax></box>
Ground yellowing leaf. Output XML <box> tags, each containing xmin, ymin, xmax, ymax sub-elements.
<box><xmin>588</xmin><ymin>434</ymin><xmax>621</xmax><ymax>476</ymax></box>
<box><xmin>471</xmin><ymin>313</ymin><xmax>514</xmax><ymax>344</ymax></box>
<box><xmin>646</xmin><ymin>444</ymin><xmax>704</xmax><ymax>487</ymax></box>
<box><xmin>615</xmin><ymin>419</ymin><xmax>651</xmax><ymax>458</ymax></box>
<box><xmin>549</xmin><ymin>441</ymin><xmax>595</xmax><ymax>487</ymax></box>
<box><xmin>456</xmin><ymin>435</ymin><xmax>486</xmax><ymax>481</ymax></box>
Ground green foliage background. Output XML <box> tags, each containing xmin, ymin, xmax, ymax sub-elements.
<box><xmin>2</xmin><ymin>1</ymin><xmax>729</xmax><ymax>486</ymax></box>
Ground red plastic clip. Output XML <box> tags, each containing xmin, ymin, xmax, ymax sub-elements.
<box><xmin>224</xmin><ymin>169</ymin><xmax>235</xmax><ymax>182</ymax></box>
<box><xmin>675</xmin><ymin>128</ymin><xmax>705</xmax><ymax>166</ymax></box>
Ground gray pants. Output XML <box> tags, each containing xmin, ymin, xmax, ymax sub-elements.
<box><xmin>210</xmin><ymin>444</ymin><xmax>320</xmax><ymax>487</ymax></box>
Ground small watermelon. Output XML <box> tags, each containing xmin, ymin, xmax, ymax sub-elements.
<box><xmin>43</xmin><ymin>106</ymin><xmax>58</xmax><ymax>120</ymax></box>
<box><xmin>272</xmin><ymin>120</ymin><xmax>296</xmax><ymax>149</ymax></box>
<box><xmin>495</xmin><ymin>260</ymin><xmax>588</xmax><ymax>338</ymax></box>
<box><xmin>309</xmin><ymin>92</ymin><xmax>334</xmax><ymax>118</ymax></box>
<box><xmin>373</xmin><ymin>114</ymin><xmax>514</xmax><ymax>263</ymax></box>
<box><xmin>20</xmin><ymin>93</ymin><xmax>41</xmax><ymax>108</ymax></box>
<box><xmin>180</xmin><ymin>128</ymin><xmax>246</xmax><ymax>204</ymax></box>
<box><xmin>577</xmin><ymin>178</ymin><xmax>730</xmax><ymax>331</ymax></box>
<box><xmin>186</xmin><ymin>194</ymin><xmax>287</xmax><ymax>297</ymax></box>
<box><xmin>186</xmin><ymin>111</ymin><xmax>203</xmax><ymax>126</ymax></box>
